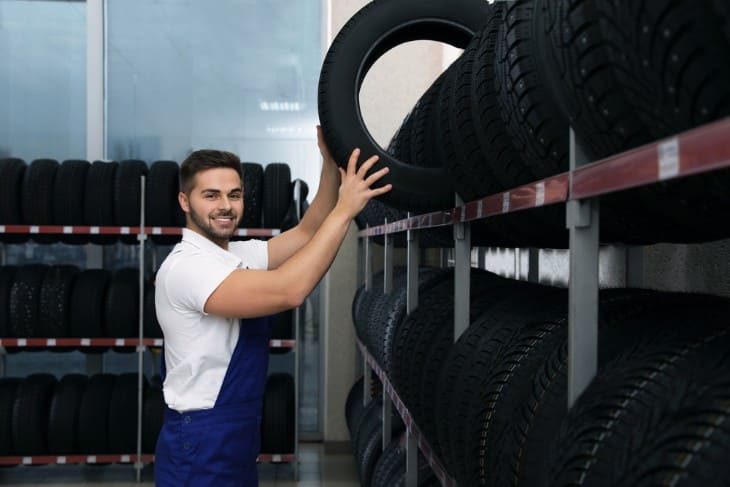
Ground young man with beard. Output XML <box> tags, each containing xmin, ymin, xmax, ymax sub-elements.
<box><xmin>153</xmin><ymin>127</ymin><xmax>391</xmax><ymax>486</ymax></box>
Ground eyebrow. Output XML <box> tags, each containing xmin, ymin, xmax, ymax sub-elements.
<box><xmin>200</xmin><ymin>188</ymin><xmax>242</xmax><ymax>194</ymax></box>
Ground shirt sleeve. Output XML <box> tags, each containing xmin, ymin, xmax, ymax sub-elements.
<box><xmin>228</xmin><ymin>239</ymin><xmax>269</xmax><ymax>270</ymax></box>
<box><xmin>163</xmin><ymin>253</ymin><xmax>235</xmax><ymax>314</ymax></box>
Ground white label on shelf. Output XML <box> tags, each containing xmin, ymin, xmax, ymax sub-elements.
<box><xmin>272</xmin><ymin>455</ymin><xmax>282</xmax><ymax>462</ymax></box>
<box><xmin>47</xmin><ymin>339</ymin><xmax>56</xmax><ymax>346</ymax></box>
<box><xmin>536</xmin><ymin>182</ymin><xmax>546</xmax><ymax>207</ymax></box>
<box><xmin>658</xmin><ymin>137</ymin><xmax>680</xmax><ymax>180</ymax></box>
<box><xmin>502</xmin><ymin>192</ymin><xmax>510</xmax><ymax>213</ymax></box>
<box><xmin>17</xmin><ymin>339</ymin><xmax>26</xmax><ymax>347</ymax></box>
<box><xmin>153</xmin><ymin>227</ymin><xmax>162</xmax><ymax>235</ymax></box>
<box><xmin>121</xmin><ymin>455</ymin><xmax>131</xmax><ymax>462</ymax></box>
<box><xmin>30</xmin><ymin>226</ymin><xmax>39</xmax><ymax>234</ymax></box>
<box><xmin>0</xmin><ymin>225</ymin><xmax>5</xmax><ymax>233</ymax></box>
<box><xmin>154</xmin><ymin>339</ymin><xmax>164</xmax><ymax>346</ymax></box>
<box><xmin>87</xmin><ymin>456</ymin><xmax>97</xmax><ymax>463</ymax></box>
<box><xmin>91</xmin><ymin>226</ymin><xmax>100</xmax><ymax>234</ymax></box>
<box><xmin>63</xmin><ymin>226</ymin><xmax>73</xmax><ymax>234</ymax></box>
<box><xmin>477</xmin><ymin>200</ymin><xmax>484</xmax><ymax>218</ymax></box>
<box><xmin>57</xmin><ymin>456</ymin><xmax>67</xmax><ymax>464</ymax></box>
<box><xmin>272</xmin><ymin>230</ymin><xmax>280</xmax><ymax>236</ymax></box>
<box><xmin>22</xmin><ymin>457</ymin><xmax>32</xmax><ymax>465</ymax></box>
<box><xmin>271</xmin><ymin>340</ymin><xmax>282</xmax><ymax>348</ymax></box>
<box><xmin>238</xmin><ymin>229</ymin><xmax>248</xmax><ymax>237</ymax></box>
<box><xmin>81</xmin><ymin>338</ymin><xmax>91</xmax><ymax>346</ymax></box>
<box><xmin>115</xmin><ymin>339</ymin><xmax>125</xmax><ymax>346</ymax></box>
<box><xmin>121</xmin><ymin>227</ymin><xmax>130</xmax><ymax>235</ymax></box>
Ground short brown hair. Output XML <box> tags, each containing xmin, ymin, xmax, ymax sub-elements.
<box><xmin>179</xmin><ymin>149</ymin><xmax>242</xmax><ymax>193</ymax></box>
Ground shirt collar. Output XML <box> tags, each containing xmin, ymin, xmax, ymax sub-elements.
<box><xmin>181</xmin><ymin>228</ymin><xmax>242</xmax><ymax>268</ymax></box>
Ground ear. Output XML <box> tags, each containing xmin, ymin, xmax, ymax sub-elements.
<box><xmin>178</xmin><ymin>191</ymin><xmax>190</xmax><ymax>213</ymax></box>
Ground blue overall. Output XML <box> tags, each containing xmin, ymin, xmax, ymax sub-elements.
<box><xmin>154</xmin><ymin>317</ymin><xmax>271</xmax><ymax>487</ymax></box>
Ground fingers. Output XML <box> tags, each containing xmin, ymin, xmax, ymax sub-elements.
<box><xmin>347</xmin><ymin>148</ymin><xmax>360</xmax><ymax>175</ymax></box>
<box><xmin>365</xmin><ymin>166</ymin><xmax>389</xmax><ymax>186</ymax></box>
<box><xmin>369</xmin><ymin>184</ymin><xmax>393</xmax><ymax>197</ymax></box>
<box><xmin>356</xmin><ymin>155</ymin><xmax>380</xmax><ymax>179</ymax></box>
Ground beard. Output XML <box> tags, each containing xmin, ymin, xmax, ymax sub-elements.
<box><xmin>188</xmin><ymin>203</ymin><xmax>241</xmax><ymax>244</ymax></box>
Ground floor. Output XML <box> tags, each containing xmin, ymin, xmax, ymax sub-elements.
<box><xmin>0</xmin><ymin>444</ymin><xmax>360</xmax><ymax>486</ymax></box>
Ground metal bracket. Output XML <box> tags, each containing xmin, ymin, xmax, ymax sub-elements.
<box><xmin>406</xmin><ymin>214</ymin><xmax>420</xmax><ymax>315</ymax></box>
<box><xmin>364</xmin><ymin>228</ymin><xmax>372</xmax><ymax>292</ymax></box>
<box><xmin>454</xmin><ymin>195</ymin><xmax>471</xmax><ymax>342</ymax></box>
<box><xmin>383</xmin><ymin>218</ymin><xmax>393</xmax><ymax>294</ymax></box>
<box><xmin>406</xmin><ymin>430</ymin><xmax>418</xmax><ymax>487</ymax></box>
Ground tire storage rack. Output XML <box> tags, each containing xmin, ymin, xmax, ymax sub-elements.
<box><xmin>0</xmin><ymin>173</ymin><xmax>301</xmax><ymax>481</ymax></box>
<box><xmin>355</xmin><ymin>117</ymin><xmax>730</xmax><ymax>487</ymax></box>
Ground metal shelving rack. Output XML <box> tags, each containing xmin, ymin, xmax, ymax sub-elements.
<box><xmin>356</xmin><ymin>117</ymin><xmax>730</xmax><ymax>486</ymax></box>
<box><xmin>0</xmin><ymin>175</ymin><xmax>294</xmax><ymax>481</ymax></box>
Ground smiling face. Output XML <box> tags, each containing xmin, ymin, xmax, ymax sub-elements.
<box><xmin>179</xmin><ymin>167</ymin><xmax>243</xmax><ymax>248</ymax></box>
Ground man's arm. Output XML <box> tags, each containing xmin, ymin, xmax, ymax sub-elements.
<box><xmin>204</xmin><ymin>148</ymin><xmax>390</xmax><ymax>319</ymax></box>
<box><xmin>266</xmin><ymin>126</ymin><xmax>341</xmax><ymax>270</ymax></box>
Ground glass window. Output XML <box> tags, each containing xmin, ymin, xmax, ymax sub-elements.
<box><xmin>0</xmin><ymin>0</ymin><xmax>86</xmax><ymax>162</ymax></box>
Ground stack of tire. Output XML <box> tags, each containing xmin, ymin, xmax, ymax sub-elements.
<box><xmin>318</xmin><ymin>0</ymin><xmax>730</xmax><ymax>247</ymax></box>
<box><xmin>260</xmin><ymin>373</ymin><xmax>296</xmax><ymax>455</ymax></box>
<box><xmin>0</xmin><ymin>265</ymin><xmax>162</xmax><ymax>340</ymax></box>
<box><xmin>0</xmin><ymin>373</ymin><xmax>164</xmax><ymax>457</ymax></box>
<box><xmin>351</xmin><ymin>268</ymin><xmax>730</xmax><ymax>486</ymax></box>
<box><xmin>0</xmin><ymin>159</ymin><xmax>299</xmax><ymax>246</ymax></box>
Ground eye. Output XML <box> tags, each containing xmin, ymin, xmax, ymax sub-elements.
<box><xmin>230</xmin><ymin>193</ymin><xmax>242</xmax><ymax>200</ymax></box>
<box><xmin>204</xmin><ymin>194</ymin><xmax>217</xmax><ymax>200</ymax></box>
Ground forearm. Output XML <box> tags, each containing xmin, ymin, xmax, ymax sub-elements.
<box><xmin>298</xmin><ymin>163</ymin><xmax>339</xmax><ymax>237</ymax></box>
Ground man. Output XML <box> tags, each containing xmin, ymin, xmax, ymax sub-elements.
<box><xmin>153</xmin><ymin>126</ymin><xmax>391</xmax><ymax>486</ymax></box>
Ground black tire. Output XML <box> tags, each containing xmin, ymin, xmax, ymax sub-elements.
<box><xmin>105</xmin><ymin>268</ymin><xmax>139</xmax><ymax>338</ymax></box>
<box><xmin>12</xmin><ymin>373</ymin><xmax>57</xmax><ymax>455</ymax></box>
<box><xmin>260</xmin><ymin>373</ymin><xmax>295</xmax><ymax>454</ymax></box>
<box><xmin>0</xmin><ymin>266</ymin><xmax>18</xmax><ymax>338</ymax></box>
<box><xmin>109</xmin><ymin>373</ymin><xmax>144</xmax><ymax>453</ymax></box>
<box><xmin>345</xmin><ymin>377</ymin><xmax>365</xmax><ymax>436</ymax></box>
<box><xmin>47</xmin><ymin>374</ymin><xmax>88</xmax><ymax>454</ymax></box>
<box><xmin>0</xmin><ymin>378</ymin><xmax>21</xmax><ymax>455</ymax></box>
<box><xmin>84</xmin><ymin>160</ymin><xmax>119</xmax><ymax>245</ymax></box>
<box><xmin>262</xmin><ymin>163</ymin><xmax>291</xmax><ymax>229</ymax></box>
<box><xmin>318</xmin><ymin>0</ymin><xmax>490</xmax><ymax>212</ymax></box>
<box><xmin>0</xmin><ymin>158</ymin><xmax>28</xmax><ymax>244</ymax></box>
<box><xmin>22</xmin><ymin>159</ymin><xmax>59</xmax><ymax>244</ymax></box>
<box><xmin>39</xmin><ymin>265</ymin><xmax>80</xmax><ymax>338</ymax></box>
<box><xmin>69</xmin><ymin>269</ymin><xmax>111</xmax><ymax>338</ymax></box>
<box><xmin>372</xmin><ymin>435</ymin><xmax>405</xmax><ymax>487</ymax></box>
<box><xmin>240</xmin><ymin>162</ymin><xmax>264</xmax><ymax>229</ymax></box>
<box><xmin>143</xmin><ymin>283</ymin><xmax>163</xmax><ymax>339</ymax></box>
<box><xmin>142</xmin><ymin>382</ymin><xmax>165</xmax><ymax>453</ymax></box>
<box><xmin>351</xmin><ymin>395</ymin><xmax>382</xmax><ymax>460</ymax></box>
<box><xmin>9</xmin><ymin>264</ymin><xmax>49</xmax><ymax>338</ymax></box>
<box><xmin>78</xmin><ymin>374</ymin><xmax>115</xmax><ymax>454</ymax></box>
<box><xmin>359</xmin><ymin>413</ymin><xmax>405</xmax><ymax>487</ymax></box>
<box><xmin>53</xmin><ymin>159</ymin><xmax>90</xmax><ymax>244</ymax></box>
<box><xmin>147</xmin><ymin>160</ymin><xmax>184</xmax><ymax>245</ymax></box>
<box><xmin>114</xmin><ymin>159</ymin><xmax>148</xmax><ymax>226</ymax></box>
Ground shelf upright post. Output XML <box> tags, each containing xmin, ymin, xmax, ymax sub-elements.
<box><xmin>136</xmin><ymin>175</ymin><xmax>147</xmax><ymax>482</ymax></box>
<box><xmin>566</xmin><ymin>128</ymin><xmax>600</xmax><ymax>407</ymax></box>
<box><xmin>0</xmin><ymin>242</ymin><xmax>5</xmax><ymax>377</ymax></box>
<box><xmin>454</xmin><ymin>194</ymin><xmax>471</xmax><ymax>342</ymax></box>
<box><xmin>405</xmin><ymin>212</ymin><xmax>419</xmax><ymax>487</ymax></box>
<box><xmin>293</xmin><ymin>180</ymin><xmax>301</xmax><ymax>481</ymax></box>
<box><xmin>381</xmin><ymin>218</ymin><xmax>393</xmax><ymax>450</ymax></box>
<box><xmin>363</xmin><ymin>228</ymin><xmax>372</xmax><ymax>407</ymax></box>
<box><xmin>528</xmin><ymin>248</ymin><xmax>540</xmax><ymax>283</ymax></box>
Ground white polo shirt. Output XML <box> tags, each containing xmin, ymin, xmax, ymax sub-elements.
<box><xmin>155</xmin><ymin>228</ymin><xmax>269</xmax><ymax>412</ymax></box>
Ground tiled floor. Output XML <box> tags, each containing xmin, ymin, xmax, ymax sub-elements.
<box><xmin>0</xmin><ymin>444</ymin><xmax>359</xmax><ymax>486</ymax></box>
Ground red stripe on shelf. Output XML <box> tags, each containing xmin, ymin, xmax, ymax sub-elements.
<box><xmin>0</xmin><ymin>338</ymin><xmax>144</xmax><ymax>348</ymax></box>
<box><xmin>0</xmin><ymin>454</ymin><xmax>153</xmax><ymax>466</ymax></box>
<box><xmin>572</xmin><ymin>117</ymin><xmax>730</xmax><ymax>200</ymax></box>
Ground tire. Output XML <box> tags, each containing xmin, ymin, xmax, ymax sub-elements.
<box><xmin>69</xmin><ymin>269</ymin><xmax>111</xmax><ymax>338</ymax></box>
<box><xmin>240</xmin><ymin>162</ymin><xmax>264</xmax><ymax>229</ymax></box>
<box><xmin>78</xmin><ymin>374</ymin><xmax>116</xmax><ymax>454</ymax></box>
<box><xmin>262</xmin><ymin>163</ymin><xmax>291</xmax><ymax>229</ymax></box>
<box><xmin>372</xmin><ymin>435</ymin><xmax>405</xmax><ymax>487</ymax></box>
<box><xmin>9</xmin><ymin>264</ymin><xmax>49</xmax><ymax>338</ymax></box>
<box><xmin>0</xmin><ymin>158</ymin><xmax>28</xmax><ymax>244</ymax></box>
<box><xmin>22</xmin><ymin>159</ymin><xmax>59</xmax><ymax>244</ymax></box>
<box><xmin>53</xmin><ymin>159</ymin><xmax>90</xmax><ymax>244</ymax></box>
<box><xmin>359</xmin><ymin>413</ymin><xmax>405</xmax><ymax>487</ymax></box>
<box><xmin>84</xmin><ymin>161</ymin><xmax>119</xmax><ymax>245</ymax></box>
<box><xmin>147</xmin><ymin>160</ymin><xmax>184</xmax><ymax>245</ymax></box>
<box><xmin>0</xmin><ymin>378</ymin><xmax>21</xmax><ymax>455</ymax></box>
<box><xmin>142</xmin><ymin>383</ymin><xmax>165</xmax><ymax>453</ymax></box>
<box><xmin>114</xmin><ymin>159</ymin><xmax>148</xmax><ymax>226</ymax></box>
<box><xmin>345</xmin><ymin>377</ymin><xmax>365</xmax><ymax>436</ymax></box>
<box><xmin>47</xmin><ymin>374</ymin><xmax>88</xmax><ymax>454</ymax></box>
<box><xmin>12</xmin><ymin>373</ymin><xmax>57</xmax><ymax>455</ymax></box>
<box><xmin>143</xmin><ymin>283</ymin><xmax>163</xmax><ymax>339</ymax></box>
<box><xmin>105</xmin><ymin>268</ymin><xmax>139</xmax><ymax>338</ymax></box>
<box><xmin>109</xmin><ymin>373</ymin><xmax>144</xmax><ymax>453</ymax></box>
<box><xmin>318</xmin><ymin>0</ymin><xmax>490</xmax><ymax>212</ymax></box>
<box><xmin>39</xmin><ymin>265</ymin><xmax>80</xmax><ymax>338</ymax></box>
<box><xmin>260</xmin><ymin>373</ymin><xmax>295</xmax><ymax>454</ymax></box>
<box><xmin>0</xmin><ymin>266</ymin><xmax>18</xmax><ymax>338</ymax></box>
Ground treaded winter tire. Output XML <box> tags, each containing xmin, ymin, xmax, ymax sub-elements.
<box><xmin>0</xmin><ymin>377</ymin><xmax>20</xmax><ymax>455</ymax></box>
<box><xmin>261</xmin><ymin>373</ymin><xmax>295</xmax><ymax>454</ymax></box>
<box><xmin>12</xmin><ymin>373</ymin><xmax>57</xmax><ymax>455</ymax></box>
<box><xmin>22</xmin><ymin>159</ymin><xmax>59</xmax><ymax>244</ymax></box>
<box><xmin>345</xmin><ymin>377</ymin><xmax>365</xmax><ymax>436</ymax></box>
<box><xmin>78</xmin><ymin>374</ymin><xmax>115</xmax><ymax>454</ymax></box>
<box><xmin>318</xmin><ymin>0</ymin><xmax>490</xmax><ymax>212</ymax></box>
<box><xmin>262</xmin><ymin>163</ymin><xmax>291</xmax><ymax>229</ymax></box>
<box><xmin>48</xmin><ymin>374</ymin><xmax>88</xmax><ymax>454</ymax></box>
<box><xmin>0</xmin><ymin>266</ymin><xmax>18</xmax><ymax>338</ymax></box>
<box><xmin>146</xmin><ymin>160</ymin><xmax>184</xmax><ymax>245</ymax></box>
<box><xmin>9</xmin><ymin>264</ymin><xmax>49</xmax><ymax>338</ymax></box>
<box><xmin>0</xmin><ymin>158</ymin><xmax>28</xmax><ymax>244</ymax></box>
<box><xmin>53</xmin><ymin>159</ymin><xmax>90</xmax><ymax>244</ymax></box>
<box><xmin>240</xmin><ymin>162</ymin><xmax>264</xmax><ymax>229</ymax></box>
<box><xmin>105</xmin><ymin>268</ymin><xmax>139</xmax><ymax>338</ymax></box>
<box><xmin>84</xmin><ymin>160</ymin><xmax>119</xmax><ymax>245</ymax></box>
<box><xmin>69</xmin><ymin>269</ymin><xmax>111</xmax><ymax>338</ymax></box>
<box><xmin>39</xmin><ymin>265</ymin><xmax>80</xmax><ymax>338</ymax></box>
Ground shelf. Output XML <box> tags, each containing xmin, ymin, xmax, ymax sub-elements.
<box><xmin>0</xmin><ymin>454</ymin><xmax>154</xmax><ymax>466</ymax></box>
<box><xmin>359</xmin><ymin>117</ymin><xmax>730</xmax><ymax>237</ymax></box>
<box><xmin>0</xmin><ymin>338</ymin><xmax>295</xmax><ymax>349</ymax></box>
<box><xmin>0</xmin><ymin>225</ymin><xmax>281</xmax><ymax>237</ymax></box>
<box><xmin>357</xmin><ymin>339</ymin><xmax>455</xmax><ymax>487</ymax></box>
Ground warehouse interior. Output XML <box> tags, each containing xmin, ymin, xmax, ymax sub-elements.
<box><xmin>1</xmin><ymin>0</ymin><xmax>730</xmax><ymax>486</ymax></box>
